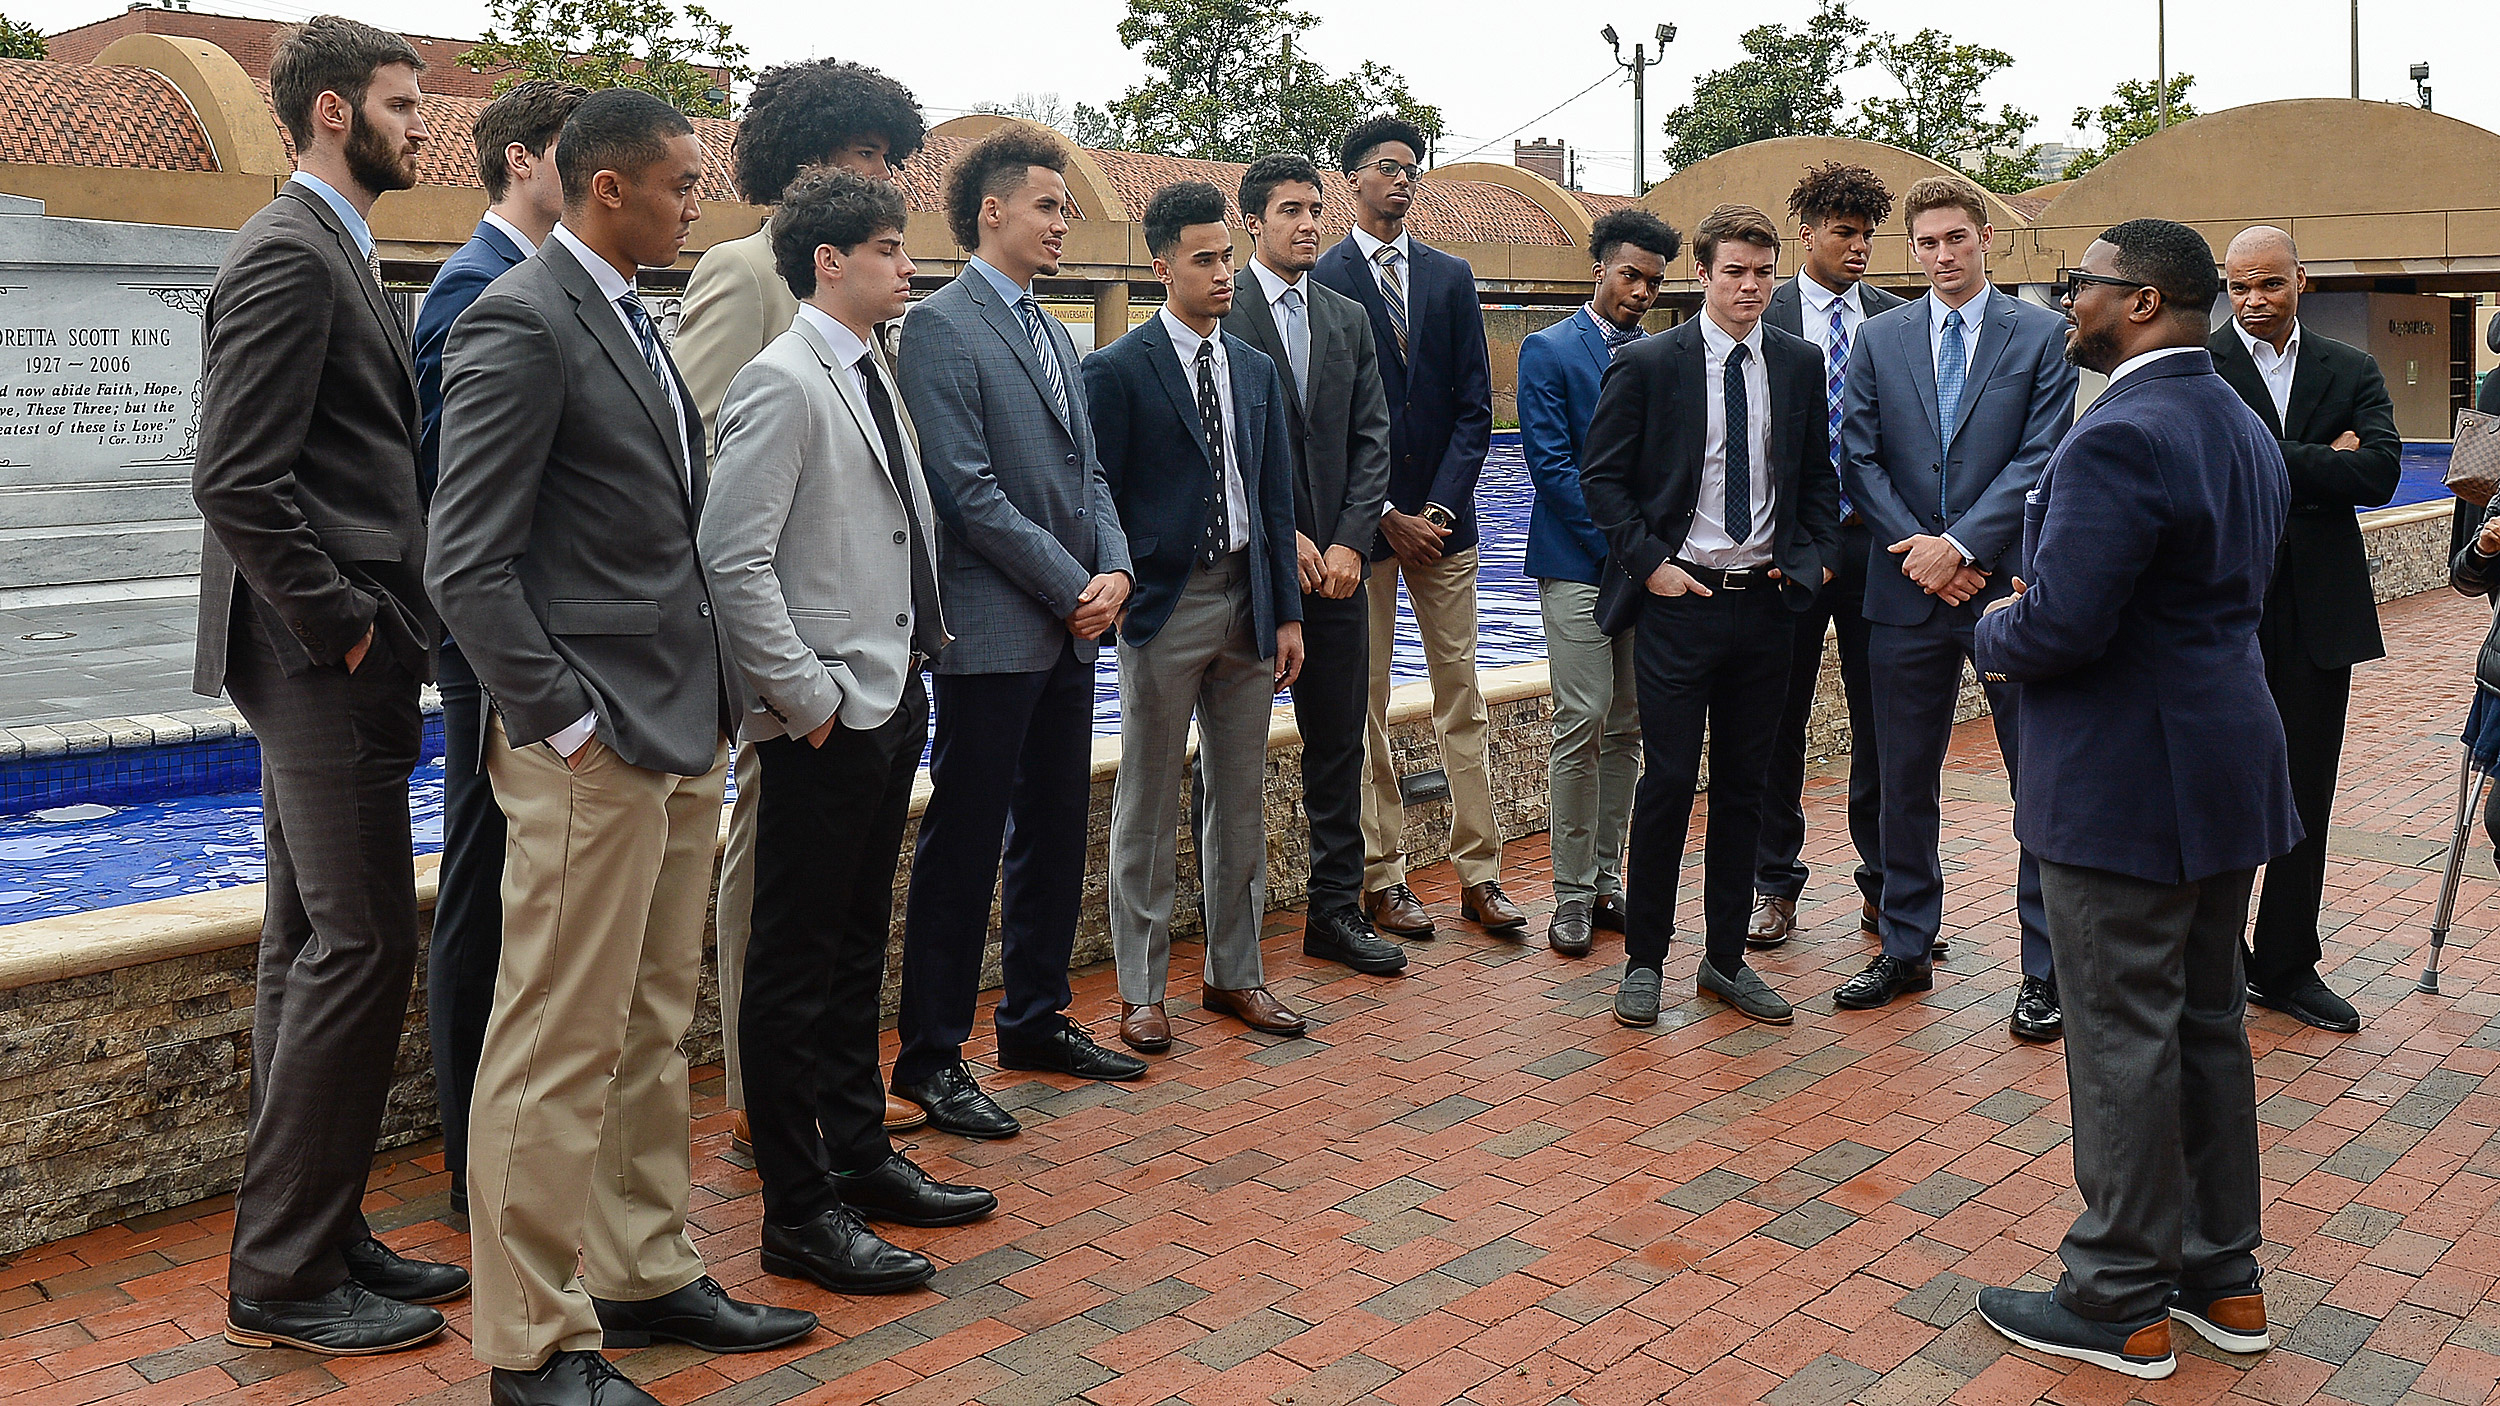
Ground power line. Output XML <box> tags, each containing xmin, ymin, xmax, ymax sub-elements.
<box><xmin>1441</xmin><ymin>69</ymin><xmax>1624</xmax><ymax>164</ymax></box>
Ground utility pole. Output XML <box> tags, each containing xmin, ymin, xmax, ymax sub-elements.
<box><xmin>2157</xmin><ymin>0</ymin><xmax>2168</xmax><ymax>129</ymax></box>
<box><xmin>2351</xmin><ymin>0</ymin><xmax>2360</xmax><ymax>99</ymax></box>
<box><xmin>1603</xmin><ymin>22</ymin><xmax>1675</xmax><ymax>195</ymax></box>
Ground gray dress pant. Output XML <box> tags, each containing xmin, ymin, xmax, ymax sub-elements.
<box><xmin>1113</xmin><ymin>552</ymin><xmax>1275</xmax><ymax>1005</ymax></box>
<box><xmin>2039</xmin><ymin>857</ymin><xmax>2264</xmax><ymax>1323</ymax></box>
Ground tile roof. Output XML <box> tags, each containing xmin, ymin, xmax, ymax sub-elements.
<box><xmin>0</xmin><ymin>56</ymin><xmax>217</xmax><ymax>172</ymax></box>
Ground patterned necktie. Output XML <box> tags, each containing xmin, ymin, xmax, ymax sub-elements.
<box><xmin>1599</xmin><ymin>316</ymin><xmax>1644</xmax><ymax>355</ymax></box>
<box><xmin>1827</xmin><ymin>301</ymin><xmax>1853</xmax><ymax>518</ymax></box>
<box><xmin>616</xmin><ymin>294</ymin><xmax>687</xmax><ymax>495</ymax></box>
<box><xmin>1936</xmin><ymin>306</ymin><xmax>1968</xmax><ymax>518</ymax></box>
<box><xmin>1015</xmin><ymin>293</ymin><xmax>1071</xmax><ymax>420</ymax></box>
<box><xmin>1724</xmin><ymin>342</ymin><xmax>1752</xmax><ymax>545</ymax></box>
<box><xmin>859</xmin><ymin>359</ymin><xmax>944</xmax><ymax>658</ymax></box>
<box><xmin>1278</xmin><ymin>285</ymin><xmax>1311</xmax><ymax>403</ymax></box>
<box><xmin>1196</xmin><ymin>340</ymin><xmax>1229</xmax><ymax>566</ymax></box>
<box><xmin>1372</xmin><ymin>246</ymin><xmax>1409</xmax><ymax>361</ymax></box>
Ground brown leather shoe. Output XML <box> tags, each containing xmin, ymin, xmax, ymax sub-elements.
<box><xmin>1863</xmin><ymin>900</ymin><xmax>1947</xmax><ymax>957</ymax></box>
<box><xmin>1747</xmin><ymin>894</ymin><xmax>1796</xmax><ymax>948</ymax></box>
<box><xmin>1201</xmin><ymin>986</ymin><xmax>1307</xmax><ymax>1037</ymax></box>
<box><xmin>1119</xmin><ymin>1002</ymin><xmax>1171</xmax><ymax>1053</ymax></box>
<box><xmin>1364</xmin><ymin>883</ymin><xmax>1436</xmax><ymax>937</ymax></box>
<box><xmin>883</xmin><ymin>1095</ymin><xmax>929</xmax><ymax>1133</ymax></box>
<box><xmin>1591</xmin><ymin>892</ymin><xmax>1628</xmax><ymax>933</ymax></box>
<box><xmin>1461</xmin><ymin>880</ymin><xmax>1528</xmax><ymax>932</ymax></box>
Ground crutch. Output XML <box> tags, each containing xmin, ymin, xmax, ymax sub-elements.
<box><xmin>2422</xmin><ymin>739</ymin><xmax>2491</xmax><ymax>995</ymax></box>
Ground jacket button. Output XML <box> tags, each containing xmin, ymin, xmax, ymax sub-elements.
<box><xmin>893</xmin><ymin>530</ymin><xmax>907</xmax><ymax>544</ymax></box>
<box><xmin>1066</xmin><ymin>453</ymin><xmax>1079</xmax><ymax>465</ymax></box>
<box><xmin>698</xmin><ymin>602</ymin><xmax>711</xmax><ymax>618</ymax></box>
<box><xmin>895</xmin><ymin>613</ymin><xmax>909</xmax><ymax>627</ymax></box>
<box><xmin>1076</xmin><ymin>508</ymin><xmax>1087</xmax><ymax>518</ymax></box>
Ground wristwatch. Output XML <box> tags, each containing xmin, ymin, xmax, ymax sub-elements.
<box><xmin>1419</xmin><ymin>502</ymin><xmax>1457</xmax><ymax>531</ymax></box>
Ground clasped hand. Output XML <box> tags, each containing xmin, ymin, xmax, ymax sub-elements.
<box><xmin>1893</xmin><ymin>534</ymin><xmax>1987</xmax><ymax>606</ymax></box>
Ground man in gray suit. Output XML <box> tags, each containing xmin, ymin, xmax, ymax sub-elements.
<box><xmin>1220</xmin><ymin>154</ymin><xmax>1404</xmax><ymax>977</ymax></box>
<box><xmin>894</xmin><ymin>125</ymin><xmax>1144</xmax><ymax>1141</ymax></box>
<box><xmin>429</xmin><ymin>89</ymin><xmax>815</xmax><ymax>1405</ymax></box>
<box><xmin>193</xmin><ymin>16</ymin><xmax>463</xmax><ymax>1357</ymax></box>
<box><xmin>1833</xmin><ymin>174</ymin><xmax>2077</xmax><ymax>1039</ymax></box>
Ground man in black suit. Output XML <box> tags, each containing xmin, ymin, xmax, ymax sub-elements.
<box><xmin>2211</xmin><ymin>225</ymin><xmax>2401</xmax><ymax>1034</ymax></box>
<box><xmin>1581</xmin><ymin>204</ymin><xmax>1841</xmax><ymax>1029</ymax></box>
<box><xmin>191</xmin><ymin>16</ymin><xmax>464</xmax><ymax>1356</ymax></box>
<box><xmin>1221</xmin><ymin>154</ymin><xmax>1403</xmax><ymax>977</ymax></box>
<box><xmin>1750</xmin><ymin>162</ymin><xmax>1906</xmax><ymax>950</ymax></box>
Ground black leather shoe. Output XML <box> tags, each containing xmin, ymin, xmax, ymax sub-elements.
<box><xmin>491</xmin><ymin>1350</ymin><xmax>661</xmax><ymax>1406</ymax></box>
<box><xmin>893</xmin><ymin>1062</ymin><xmax>1022</xmax><ymax>1140</ymax></box>
<box><xmin>225</xmin><ymin>1281</ymin><xmax>445</xmax><ymax>1355</ymax></box>
<box><xmin>1547</xmin><ymin>899</ymin><xmax>1594</xmax><ymax>957</ymax></box>
<box><xmin>760</xmin><ymin>1208</ymin><xmax>934</xmax><ymax>1295</ymax></box>
<box><xmin>340</xmin><ymin>1234</ymin><xmax>470</xmax><ymax>1304</ymax></box>
<box><xmin>1591</xmin><ymin>892</ymin><xmax>1628</xmax><ymax>934</ymax></box>
<box><xmin>837</xmin><ymin>1152</ymin><xmax>999</xmax><ymax>1228</ymax></box>
<box><xmin>1832</xmin><ymin>954</ymin><xmax>1934</xmax><ymax>1010</ymax></box>
<box><xmin>2248</xmin><ymin>972</ymin><xmax>2362</xmax><ymax>1034</ymax></box>
<box><xmin>1306</xmin><ymin>904</ymin><xmax>1408</xmax><ymax>974</ymax></box>
<box><xmin>996</xmin><ymin>1024</ymin><xmax>1149</xmax><ymax>1081</ymax></box>
<box><xmin>2009</xmin><ymin>975</ymin><xmax>2063</xmax><ymax>1043</ymax></box>
<box><xmin>593</xmin><ymin>1275</ymin><xmax>817</xmax><ymax>1353</ymax></box>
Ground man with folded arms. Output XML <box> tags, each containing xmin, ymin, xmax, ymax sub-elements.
<box><xmin>700</xmin><ymin>168</ymin><xmax>999</xmax><ymax>1297</ymax></box>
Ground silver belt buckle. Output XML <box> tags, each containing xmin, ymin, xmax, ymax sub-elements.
<box><xmin>1719</xmin><ymin>568</ymin><xmax>1746</xmax><ymax>591</ymax></box>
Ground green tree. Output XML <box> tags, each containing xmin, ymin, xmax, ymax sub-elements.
<box><xmin>1850</xmin><ymin>29</ymin><xmax>2038</xmax><ymax>193</ymax></box>
<box><xmin>1080</xmin><ymin>0</ymin><xmax>1440</xmax><ymax>165</ymax></box>
<box><xmin>1659</xmin><ymin>0</ymin><xmax>1867</xmax><ymax>175</ymax></box>
<box><xmin>0</xmin><ymin>11</ymin><xmax>47</xmax><ymax>59</ymax></box>
<box><xmin>2062</xmin><ymin>74</ymin><xmax>2198</xmax><ymax>179</ymax></box>
<box><xmin>460</xmin><ymin>0</ymin><xmax>752</xmax><ymax>117</ymax></box>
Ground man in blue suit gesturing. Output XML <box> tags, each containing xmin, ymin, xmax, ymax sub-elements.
<box><xmin>1970</xmin><ymin>219</ymin><xmax>2298</xmax><ymax>1384</ymax></box>
<box><xmin>1834</xmin><ymin>175</ymin><xmax>2076</xmax><ymax>1039</ymax></box>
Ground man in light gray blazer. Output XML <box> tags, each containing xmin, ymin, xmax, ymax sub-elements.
<box><xmin>892</xmin><ymin>125</ymin><xmax>1144</xmax><ymax>1141</ymax></box>
<box><xmin>700</xmin><ymin>169</ymin><xmax>998</xmax><ymax>1297</ymax></box>
<box><xmin>1833</xmin><ymin>175</ymin><xmax>2076</xmax><ymax>1037</ymax></box>
<box><xmin>428</xmin><ymin>90</ymin><xmax>814</xmax><ymax>1403</ymax></box>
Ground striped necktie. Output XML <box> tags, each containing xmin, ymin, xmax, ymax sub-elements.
<box><xmin>1827</xmin><ymin>301</ymin><xmax>1852</xmax><ymax>518</ymax></box>
<box><xmin>1015</xmin><ymin>293</ymin><xmax>1071</xmax><ymax>420</ymax></box>
<box><xmin>1372</xmin><ymin>246</ymin><xmax>1409</xmax><ymax>361</ymax></box>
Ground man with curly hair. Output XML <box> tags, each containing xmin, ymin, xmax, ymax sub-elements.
<box><xmin>1748</xmin><ymin>162</ymin><xmax>1903</xmax><ymax>953</ymax></box>
<box><xmin>675</xmin><ymin>58</ymin><xmax>929</xmax><ymax>1153</ymax></box>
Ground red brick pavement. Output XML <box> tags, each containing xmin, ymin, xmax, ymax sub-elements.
<box><xmin>9</xmin><ymin>589</ymin><xmax>2500</xmax><ymax>1406</ymax></box>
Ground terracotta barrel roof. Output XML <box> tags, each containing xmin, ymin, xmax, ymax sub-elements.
<box><xmin>0</xmin><ymin>56</ymin><xmax>218</xmax><ymax>171</ymax></box>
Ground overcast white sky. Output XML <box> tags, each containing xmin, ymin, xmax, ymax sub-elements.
<box><xmin>21</xmin><ymin>0</ymin><xmax>2490</xmax><ymax>194</ymax></box>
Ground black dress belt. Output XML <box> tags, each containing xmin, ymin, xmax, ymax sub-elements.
<box><xmin>1671</xmin><ymin>559</ymin><xmax>1776</xmax><ymax>592</ymax></box>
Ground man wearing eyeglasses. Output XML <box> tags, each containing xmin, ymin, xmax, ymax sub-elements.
<box><xmin>1834</xmin><ymin>175</ymin><xmax>2075</xmax><ymax>1041</ymax></box>
<box><xmin>1314</xmin><ymin>114</ymin><xmax>1522</xmax><ymax>944</ymax></box>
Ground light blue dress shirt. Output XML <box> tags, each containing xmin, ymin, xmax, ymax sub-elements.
<box><xmin>287</xmin><ymin>171</ymin><xmax>374</xmax><ymax>260</ymax></box>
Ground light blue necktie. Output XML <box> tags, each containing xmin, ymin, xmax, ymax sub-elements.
<box><xmin>1827</xmin><ymin>301</ymin><xmax>1851</xmax><ymax>519</ymax></box>
<box><xmin>1278</xmin><ymin>284</ymin><xmax>1310</xmax><ymax>403</ymax></box>
<box><xmin>1936</xmin><ymin>306</ymin><xmax>1967</xmax><ymax>519</ymax></box>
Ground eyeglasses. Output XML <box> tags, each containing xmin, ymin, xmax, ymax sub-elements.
<box><xmin>2053</xmin><ymin>269</ymin><xmax>2152</xmax><ymax>304</ymax></box>
<box><xmin>1366</xmin><ymin>159</ymin><xmax>1423</xmax><ymax>182</ymax></box>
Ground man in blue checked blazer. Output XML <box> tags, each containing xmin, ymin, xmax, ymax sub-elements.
<box><xmin>892</xmin><ymin>126</ymin><xmax>1145</xmax><ymax>1141</ymax></box>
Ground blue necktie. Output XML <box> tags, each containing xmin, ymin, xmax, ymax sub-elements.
<box><xmin>1827</xmin><ymin>301</ymin><xmax>1851</xmax><ymax>519</ymax></box>
<box><xmin>1724</xmin><ymin>342</ymin><xmax>1752</xmax><ymax>545</ymax></box>
<box><xmin>1936</xmin><ymin>306</ymin><xmax>1967</xmax><ymax>520</ymax></box>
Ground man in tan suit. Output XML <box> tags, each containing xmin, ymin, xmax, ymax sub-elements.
<box><xmin>672</xmin><ymin>58</ymin><xmax>927</xmax><ymax>1147</ymax></box>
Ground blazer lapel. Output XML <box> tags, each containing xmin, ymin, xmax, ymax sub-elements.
<box><xmin>1138</xmin><ymin>318</ymin><xmax>1213</xmax><ymax>471</ymax></box>
<box><xmin>793</xmin><ymin>314</ymin><xmax>889</xmax><ymax>475</ymax></box>
<box><xmin>964</xmin><ymin>270</ymin><xmax>1076</xmax><ymax>438</ymax></box>
<box><xmin>1903</xmin><ymin>298</ymin><xmax>1943</xmax><ymax>443</ymax></box>
<box><xmin>1328</xmin><ymin>238</ymin><xmax>1407</xmax><ymax>387</ymax></box>
<box><xmin>1225</xmin><ymin>331</ymin><xmax>1268</xmax><ymax>515</ymax></box>
<box><xmin>284</xmin><ymin>185</ymin><xmax>417</xmax><ymax>386</ymax></box>
<box><xmin>1676</xmin><ymin>323</ymin><xmax>1709</xmax><ymax>487</ymax></box>
<box><xmin>1948</xmin><ymin>292</ymin><xmax>2017</xmax><ymax>445</ymax></box>
<box><xmin>2284</xmin><ymin>337</ymin><xmax>2336</xmax><ymax>442</ymax></box>
<box><xmin>1231</xmin><ymin>280</ymin><xmax>1307</xmax><ymax>438</ymax></box>
<box><xmin>1571</xmin><ymin>307</ymin><xmax>1615</xmax><ymax>380</ymax></box>
<box><xmin>544</xmin><ymin>239</ymin><xmax>690</xmax><ymax>492</ymax></box>
<box><xmin>2208</xmin><ymin>331</ymin><xmax>2285</xmax><ymax>436</ymax></box>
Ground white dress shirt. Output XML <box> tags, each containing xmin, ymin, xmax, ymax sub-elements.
<box><xmin>1347</xmin><ymin>224</ymin><xmax>1411</xmax><ymax>328</ymax></box>
<box><xmin>1159</xmin><ymin>306</ymin><xmax>1251</xmax><ymax>552</ymax></box>
<box><xmin>1247</xmin><ymin>256</ymin><xmax>1312</xmax><ymax>400</ymax></box>
<box><xmin>2235</xmin><ymin>318</ymin><xmax>2300</xmax><ymax>426</ymax></box>
<box><xmin>2106</xmin><ymin>344</ymin><xmax>2202</xmax><ymax>387</ymax></box>
<box><xmin>480</xmin><ymin>209</ymin><xmax>539</xmax><ymax>256</ymax></box>
<box><xmin>1795</xmin><ymin>271</ymin><xmax>1865</xmax><ymax>359</ymax></box>
<box><xmin>544</xmin><ymin>223</ymin><xmax>693</xmax><ymax>759</ymax></box>
<box><xmin>1684</xmin><ymin>311</ymin><xmax>1777</xmax><ymax>569</ymax></box>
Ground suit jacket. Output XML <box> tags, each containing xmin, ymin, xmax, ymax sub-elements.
<box><xmin>192</xmin><ymin>183</ymin><xmax>434</xmax><ymax>693</ymax></box>
<box><xmin>895</xmin><ymin>266</ymin><xmax>1131</xmax><ymax>675</ymax></box>
<box><xmin>413</xmin><ymin>218</ymin><xmax>528</xmax><ymax>496</ymax></box>
<box><xmin>426</xmin><ymin>236</ymin><xmax>732</xmax><ymax>777</ymax></box>
<box><xmin>1221</xmin><ymin>268</ymin><xmax>1391</xmax><ymax>568</ymax></box>
<box><xmin>1083</xmin><ymin>316</ymin><xmax>1301</xmax><ymax>653</ymax></box>
<box><xmin>701</xmin><ymin>314</ymin><xmax>949</xmax><ymax>740</ymax></box>
<box><xmin>1840</xmin><ymin>287</ymin><xmax>2077</xmax><ymax>626</ymax></box>
<box><xmin>1312</xmin><ymin>234</ymin><xmax>1493</xmax><ymax>556</ymax></box>
<box><xmin>1764</xmin><ymin>274</ymin><xmax>1907</xmax><ymax>343</ymax></box>
<box><xmin>1578</xmin><ymin>316</ymin><xmax>1842</xmax><ymax>635</ymax></box>
<box><xmin>1518</xmin><ymin>306</ymin><xmax>1638</xmax><ymax>583</ymax></box>
<box><xmin>676</xmin><ymin>225</ymin><xmax>796</xmax><ymax>453</ymax></box>
<box><xmin>1973</xmin><ymin>350</ymin><xmax>2301</xmax><ymax>884</ymax></box>
<box><xmin>2206</xmin><ymin>324</ymin><xmax>2402</xmax><ymax>669</ymax></box>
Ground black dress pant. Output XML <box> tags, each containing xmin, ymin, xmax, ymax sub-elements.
<box><xmin>1288</xmin><ymin>580</ymin><xmax>1370</xmax><ymax>913</ymax></box>
<box><xmin>895</xmin><ymin>643</ymin><xmax>1092</xmax><ymax>1085</ymax></box>
<box><xmin>746</xmin><ymin>679</ymin><xmax>926</xmax><ymax>1224</ymax></box>
<box><xmin>427</xmin><ymin>638</ymin><xmax>503</xmax><ymax>1210</ymax></box>
<box><xmin>1623</xmin><ymin>586</ymin><xmax>1795</xmax><ymax>974</ymax></box>
<box><xmin>1755</xmin><ymin>518</ymin><xmax>1881</xmax><ymax>903</ymax></box>
<box><xmin>222</xmin><ymin>602</ymin><xmax>424</xmax><ymax>1300</ymax></box>
<box><xmin>2248</xmin><ymin>639</ymin><xmax>2351</xmax><ymax>990</ymax></box>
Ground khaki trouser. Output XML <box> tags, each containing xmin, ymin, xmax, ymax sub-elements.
<box><xmin>1538</xmin><ymin>577</ymin><xmax>1640</xmax><ymax>901</ymax></box>
<box><xmin>1362</xmin><ymin>546</ymin><xmax>1502</xmax><ymax>889</ymax></box>
<box><xmin>468</xmin><ymin>718</ymin><xmax>726</xmax><ymax>1370</ymax></box>
<box><xmin>715</xmin><ymin>741</ymin><xmax>762</xmax><ymax>1110</ymax></box>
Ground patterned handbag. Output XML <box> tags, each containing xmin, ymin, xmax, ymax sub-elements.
<box><xmin>2446</xmin><ymin>407</ymin><xmax>2500</xmax><ymax>506</ymax></box>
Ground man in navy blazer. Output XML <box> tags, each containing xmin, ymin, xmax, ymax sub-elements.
<box><xmin>1084</xmin><ymin>182</ymin><xmax>1305</xmax><ymax>1052</ymax></box>
<box><xmin>406</xmin><ymin>77</ymin><xmax>578</xmax><ymax>1223</ymax></box>
<box><xmin>1313</xmin><ymin>115</ymin><xmax>1523</xmax><ymax>940</ymax></box>
<box><xmin>1518</xmin><ymin>208</ymin><xmax>1679</xmax><ymax>956</ymax></box>
<box><xmin>1834</xmin><ymin>175</ymin><xmax>2076</xmax><ymax>1038</ymax></box>
<box><xmin>1971</xmin><ymin>219</ymin><xmax>2298</xmax><ymax>1384</ymax></box>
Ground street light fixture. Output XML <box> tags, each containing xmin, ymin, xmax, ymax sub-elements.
<box><xmin>2412</xmin><ymin>62</ymin><xmax>2433</xmax><ymax>110</ymax></box>
<box><xmin>1602</xmin><ymin>21</ymin><xmax>1676</xmax><ymax>195</ymax></box>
